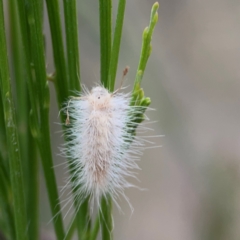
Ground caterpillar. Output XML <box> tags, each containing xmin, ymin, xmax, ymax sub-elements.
<box><xmin>61</xmin><ymin>77</ymin><xmax>150</xmax><ymax>210</ymax></box>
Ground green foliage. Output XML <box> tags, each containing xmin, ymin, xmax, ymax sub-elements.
<box><xmin>0</xmin><ymin>1</ymin><xmax>28</xmax><ymax>239</ymax></box>
<box><xmin>0</xmin><ymin>0</ymin><xmax>159</xmax><ymax>239</ymax></box>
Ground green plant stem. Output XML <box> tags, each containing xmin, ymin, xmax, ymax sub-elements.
<box><xmin>15</xmin><ymin>0</ymin><xmax>65</xmax><ymax>238</ymax></box>
<box><xmin>99</xmin><ymin>0</ymin><xmax>113</xmax><ymax>238</ymax></box>
<box><xmin>0</xmin><ymin>155</ymin><xmax>15</xmax><ymax>239</ymax></box>
<box><xmin>100</xmin><ymin>196</ymin><xmax>113</xmax><ymax>240</ymax></box>
<box><xmin>65</xmin><ymin>215</ymin><xmax>77</xmax><ymax>240</ymax></box>
<box><xmin>64</xmin><ymin>197</ymin><xmax>91</xmax><ymax>240</ymax></box>
<box><xmin>45</xmin><ymin>0</ymin><xmax>69</xmax><ymax>107</ymax></box>
<box><xmin>99</xmin><ymin>0</ymin><xmax>112</xmax><ymax>88</ymax></box>
<box><xmin>0</xmin><ymin>1</ymin><xmax>28</xmax><ymax>239</ymax></box>
<box><xmin>134</xmin><ymin>2</ymin><xmax>159</xmax><ymax>89</ymax></box>
<box><xmin>13</xmin><ymin>0</ymin><xmax>39</xmax><ymax>123</ymax></box>
<box><xmin>89</xmin><ymin>214</ymin><xmax>100</xmax><ymax>240</ymax></box>
<box><xmin>63</xmin><ymin>0</ymin><xmax>81</xmax><ymax>92</ymax></box>
<box><xmin>130</xmin><ymin>2</ymin><xmax>159</xmax><ymax>129</ymax></box>
<box><xmin>77</xmin><ymin>198</ymin><xmax>91</xmax><ymax>240</ymax></box>
<box><xmin>62</xmin><ymin>2</ymin><xmax>89</xmax><ymax>236</ymax></box>
<box><xmin>25</xmin><ymin>0</ymin><xmax>65</xmax><ymax>239</ymax></box>
<box><xmin>8</xmin><ymin>2</ymin><xmax>39</xmax><ymax>239</ymax></box>
<box><xmin>9</xmin><ymin>0</ymin><xmax>29</xmax><ymax>175</ymax></box>
<box><xmin>26</xmin><ymin>140</ymin><xmax>38</xmax><ymax>240</ymax></box>
<box><xmin>12</xmin><ymin>2</ymin><xmax>43</xmax><ymax>239</ymax></box>
<box><xmin>0</xmin><ymin>196</ymin><xmax>15</xmax><ymax>240</ymax></box>
<box><xmin>0</xmin><ymin>82</ymin><xmax>8</xmax><ymax>171</ymax></box>
<box><xmin>108</xmin><ymin>0</ymin><xmax>126</xmax><ymax>92</ymax></box>
<box><xmin>0</xmin><ymin>195</ymin><xmax>15</xmax><ymax>240</ymax></box>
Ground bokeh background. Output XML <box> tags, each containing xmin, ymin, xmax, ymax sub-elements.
<box><xmin>38</xmin><ymin>0</ymin><xmax>240</xmax><ymax>239</ymax></box>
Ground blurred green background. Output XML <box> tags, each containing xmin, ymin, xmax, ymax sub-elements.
<box><xmin>11</xmin><ymin>0</ymin><xmax>239</xmax><ymax>239</ymax></box>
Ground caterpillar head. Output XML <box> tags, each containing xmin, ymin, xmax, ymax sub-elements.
<box><xmin>89</xmin><ymin>86</ymin><xmax>112</xmax><ymax>110</ymax></box>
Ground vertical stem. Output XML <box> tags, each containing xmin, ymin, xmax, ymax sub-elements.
<box><xmin>89</xmin><ymin>213</ymin><xmax>100</xmax><ymax>240</ymax></box>
<box><xmin>0</xmin><ymin>67</ymin><xmax>8</xmax><ymax>175</ymax></box>
<box><xmin>65</xmin><ymin>215</ymin><xmax>77</xmax><ymax>240</ymax></box>
<box><xmin>12</xmin><ymin>1</ymin><xmax>43</xmax><ymax>239</ymax></box>
<box><xmin>9</xmin><ymin>0</ymin><xmax>29</xmax><ymax>169</ymax></box>
<box><xmin>100</xmin><ymin>196</ymin><xmax>113</xmax><ymax>240</ymax></box>
<box><xmin>62</xmin><ymin>2</ymin><xmax>88</xmax><ymax>236</ymax></box>
<box><xmin>63</xmin><ymin>0</ymin><xmax>81</xmax><ymax>92</ymax></box>
<box><xmin>8</xmin><ymin>1</ymin><xmax>39</xmax><ymax>239</ymax></box>
<box><xmin>25</xmin><ymin>0</ymin><xmax>65</xmax><ymax>238</ymax></box>
<box><xmin>45</xmin><ymin>0</ymin><xmax>69</xmax><ymax>106</ymax></box>
<box><xmin>99</xmin><ymin>0</ymin><xmax>113</xmax><ymax>239</ymax></box>
<box><xmin>0</xmin><ymin>154</ymin><xmax>15</xmax><ymax>239</ymax></box>
<box><xmin>108</xmin><ymin>0</ymin><xmax>126</xmax><ymax>92</ymax></box>
<box><xmin>134</xmin><ymin>2</ymin><xmax>159</xmax><ymax>89</ymax></box>
<box><xmin>26</xmin><ymin>140</ymin><xmax>38</xmax><ymax>240</ymax></box>
<box><xmin>0</xmin><ymin>1</ymin><xmax>28</xmax><ymax>239</ymax></box>
<box><xmin>77</xmin><ymin>198</ymin><xmax>91</xmax><ymax>240</ymax></box>
<box><xmin>13</xmin><ymin>0</ymin><xmax>39</xmax><ymax>123</ymax></box>
<box><xmin>99</xmin><ymin>0</ymin><xmax>112</xmax><ymax>88</ymax></box>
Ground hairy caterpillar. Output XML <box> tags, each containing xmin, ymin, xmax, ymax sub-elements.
<box><xmin>61</xmin><ymin>75</ymin><xmax>151</xmax><ymax>210</ymax></box>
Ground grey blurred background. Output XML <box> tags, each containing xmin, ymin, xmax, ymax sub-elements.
<box><xmin>40</xmin><ymin>0</ymin><xmax>240</xmax><ymax>239</ymax></box>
